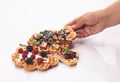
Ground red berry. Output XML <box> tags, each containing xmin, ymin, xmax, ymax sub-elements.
<box><xmin>37</xmin><ymin>58</ymin><xmax>43</xmax><ymax>63</ymax></box>
<box><xmin>18</xmin><ymin>48</ymin><xmax>23</xmax><ymax>53</ymax></box>
<box><xmin>30</xmin><ymin>54</ymin><xmax>35</xmax><ymax>60</ymax></box>
<box><xmin>32</xmin><ymin>48</ymin><xmax>39</xmax><ymax>55</ymax></box>
<box><xmin>23</xmin><ymin>50</ymin><xmax>28</xmax><ymax>55</ymax></box>
<box><xmin>22</xmin><ymin>53</ymin><xmax>27</xmax><ymax>59</ymax></box>
<box><xmin>48</xmin><ymin>38</ymin><xmax>53</xmax><ymax>43</ymax></box>
<box><xmin>56</xmin><ymin>31</ymin><xmax>60</xmax><ymax>35</ymax></box>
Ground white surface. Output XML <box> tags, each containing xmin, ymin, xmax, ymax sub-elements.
<box><xmin>0</xmin><ymin>0</ymin><xmax>120</xmax><ymax>82</ymax></box>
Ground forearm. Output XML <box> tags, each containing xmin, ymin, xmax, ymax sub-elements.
<box><xmin>103</xmin><ymin>0</ymin><xmax>120</xmax><ymax>28</ymax></box>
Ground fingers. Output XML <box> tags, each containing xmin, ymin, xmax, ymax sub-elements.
<box><xmin>65</xmin><ymin>16</ymin><xmax>80</xmax><ymax>26</ymax></box>
<box><xmin>76</xmin><ymin>29</ymin><xmax>89</xmax><ymax>38</ymax></box>
<box><xmin>72</xmin><ymin>17</ymin><xmax>85</xmax><ymax>31</ymax></box>
<box><xmin>65</xmin><ymin>15</ymin><xmax>85</xmax><ymax>32</ymax></box>
<box><xmin>75</xmin><ymin>26</ymin><xmax>93</xmax><ymax>38</ymax></box>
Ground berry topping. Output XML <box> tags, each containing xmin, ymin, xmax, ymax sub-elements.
<box><xmin>32</xmin><ymin>48</ymin><xmax>39</xmax><ymax>55</ymax></box>
<box><xmin>70</xmin><ymin>54</ymin><xmax>76</xmax><ymax>58</ymax></box>
<box><xmin>37</xmin><ymin>58</ymin><xmax>43</xmax><ymax>64</ymax></box>
<box><xmin>64</xmin><ymin>55</ymin><xmax>70</xmax><ymax>59</ymax></box>
<box><xmin>40</xmin><ymin>34</ymin><xmax>44</xmax><ymax>38</ymax></box>
<box><xmin>23</xmin><ymin>50</ymin><xmax>28</xmax><ymax>55</ymax></box>
<box><xmin>65</xmin><ymin>52</ymin><xmax>76</xmax><ymax>59</ymax></box>
<box><xmin>56</xmin><ymin>31</ymin><xmax>60</xmax><ymax>35</ymax></box>
<box><xmin>63</xmin><ymin>34</ymin><xmax>66</xmax><ymax>40</ymax></box>
<box><xmin>26</xmin><ymin>46</ymin><xmax>33</xmax><ymax>52</ymax></box>
<box><xmin>30</xmin><ymin>54</ymin><xmax>35</xmax><ymax>60</ymax></box>
<box><xmin>40</xmin><ymin>51</ymin><xmax>47</xmax><ymax>57</ymax></box>
<box><xmin>25</xmin><ymin>58</ymin><xmax>33</xmax><ymax>64</ymax></box>
<box><xmin>33</xmin><ymin>40</ymin><xmax>38</xmax><ymax>44</ymax></box>
<box><xmin>18</xmin><ymin>48</ymin><xmax>23</xmax><ymax>53</ymax></box>
<box><xmin>22</xmin><ymin>53</ymin><xmax>27</xmax><ymax>59</ymax></box>
<box><xmin>48</xmin><ymin>38</ymin><xmax>53</xmax><ymax>42</ymax></box>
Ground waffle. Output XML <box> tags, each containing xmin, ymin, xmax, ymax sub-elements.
<box><xmin>11</xmin><ymin>46</ymin><xmax>58</xmax><ymax>71</ymax></box>
<box><xmin>12</xmin><ymin>26</ymin><xmax>79</xmax><ymax>72</ymax></box>
<box><xmin>27</xmin><ymin>26</ymin><xmax>76</xmax><ymax>53</ymax></box>
<box><xmin>54</xmin><ymin>49</ymin><xmax>79</xmax><ymax>66</ymax></box>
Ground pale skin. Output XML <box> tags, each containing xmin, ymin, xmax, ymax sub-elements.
<box><xmin>66</xmin><ymin>0</ymin><xmax>120</xmax><ymax>38</ymax></box>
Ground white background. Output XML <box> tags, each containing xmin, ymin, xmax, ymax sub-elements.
<box><xmin>0</xmin><ymin>0</ymin><xmax>120</xmax><ymax>82</ymax></box>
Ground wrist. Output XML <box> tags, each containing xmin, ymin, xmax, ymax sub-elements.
<box><xmin>103</xmin><ymin>0</ymin><xmax>120</xmax><ymax>28</ymax></box>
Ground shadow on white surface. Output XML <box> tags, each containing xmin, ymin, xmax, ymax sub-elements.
<box><xmin>73</xmin><ymin>38</ymin><xmax>120</xmax><ymax>82</ymax></box>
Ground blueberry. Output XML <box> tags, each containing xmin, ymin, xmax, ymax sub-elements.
<box><xmin>70</xmin><ymin>54</ymin><xmax>76</xmax><ymax>58</ymax></box>
<box><xmin>65</xmin><ymin>55</ymin><xmax>70</xmax><ymax>59</ymax></box>
<box><xmin>26</xmin><ymin>46</ymin><xmax>33</xmax><ymax>52</ymax></box>
<box><xmin>40</xmin><ymin>51</ymin><xmax>47</xmax><ymax>57</ymax></box>
<box><xmin>63</xmin><ymin>34</ymin><xmax>66</xmax><ymax>40</ymax></box>
<box><xmin>25</xmin><ymin>58</ymin><xmax>33</xmax><ymax>64</ymax></box>
<box><xmin>67</xmin><ymin>53</ymin><xmax>72</xmax><ymax>56</ymax></box>
<box><xmin>66</xmin><ymin>52</ymin><xmax>76</xmax><ymax>58</ymax></box>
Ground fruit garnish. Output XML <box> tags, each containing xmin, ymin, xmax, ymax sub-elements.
<box><xmin>55</xmin><ymin>31</ymin><xmax>60</xmax><ymax>35</ymax></box>
<box><xmin>37</xmin><ymin>58</ymin><xmax>43</xmax><ymax>64</ymax></box>
<box><xmin>19</xmin><ymin>43</ymin><xmax>27</xmax><ymax>47</ymax></box>
<box><xmin>25</xmin><ymin>58</ymin><xmax>33</xmax><ymax>64</ymax></box>
<box><xmin>30</xmin><ymin>54</ymin><xmax>35</xmax><ymax>60</ymax></box>
<box><xmin>40</xmin><ymin>34</ymin><xmax>44</xmax><ymax>38</ymax></box>
<box><xmin>40</xmin><ymin>51</ymin><xmax>47</xmax><ymax>57</ymax></box>
<box><xmin>26</xmin><ymin>46</ymin><xmax>33</xmax><ymax>52</ymax></box>
<box><xmin>18</xmin><ymin>48</ymin><xmax>23</xmax><ymax>53</ymax></box>
<box><xmin>32</xmin><ymin>40</ymin><xmax>38</xmax><ymax>44</ymax></box>
<box><xmin>23</xmin><ymin>50</ymin><xmax>28</xmax><ymax>55</ymax></box>
<box><xmin>48</xmin><ymin>38</ymin><xmax>53</xmax><ymax>42</ymax></box>
<box><xmin>63</xmin><ymin>49</ymin><xmax>70</xmax><ymax>54</ymax></box>
<box><xmin>22</xmin><ymin>53</ymin><xmax>27</xmax><ymax>59</ymax></box>
<box><xmin>32</xmin><ymin>48</ymin><xmax>39</xmax><ymax>55</ymax></box>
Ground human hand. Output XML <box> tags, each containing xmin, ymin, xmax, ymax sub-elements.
<box><xmin>66</xmin><ymin>10</ymin><xmax>108</xmax><ymax>38</ymax></box>
<box><xmin>66</xmin><ymin>0</ymin><xmax>120</xmax><ymax>38</ymax></box>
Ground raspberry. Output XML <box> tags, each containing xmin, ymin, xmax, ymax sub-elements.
<box><xmin>23</xmin><ymin>50</ymin><xmax>28</xmax><ymax>55</ymax></box>
<box><xmin>18</xmin><ymin>48</ymin><xmax>23</xmax><ymax>53</ymax></box>
<box><xmin>30</xmin><ymin>54</ymin><xmax>35</xmax><ymax>60</ymax></box>
<box><xmin>48</xmin><ymin>38</ymin><xmax>53</xmax><ymax>42</ymax></box>
<box><xmin>32</xmin><ymin>48</ymin><xmax>39</xmax><ymax>55</ymax></box>
<box><xmin>26</xmin><ymin>46</ymin><xmax>33</xmax><ymax>52</ymax></box>
<box><xmin>22</xmin><ymin>53</ymin><xmax>27</xmax><ymax>59</ymax></box>
<box><xmin>37</xmin><ymin>58</ymin><xmax>43</xmax><ymax>64</ymax></box>
<box><xmin>56</xmin><ymin>31</ymin><xmax>60</xmax><ymax>35</ymax></box>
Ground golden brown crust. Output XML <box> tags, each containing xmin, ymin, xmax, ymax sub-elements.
<box><xmin>11</xmin><ymin>47</ymin><xmax>59</xmax><ymax>71</ymax></box>
<box><xmin>27</xmin><ymin>26</ymin><xmax>76</xmax><ymax>53</ymax></box>
<box><xmin>23</xmin><ymin>62</ymin><xmax>37</xmax><ymax>71</ymax></box>
<box><xmin>54</xmin><ymin>50</ymin><xmax>79</xmax><ymax>66</ymax></box>
<box><xmin>63</xmin><ymin>26</ymin><xmax>76</xmax><ymax>41</ymax></box>
<box><xmin>12</xmin><ymin>26</ymin><xmax>78</xmax><ymax>71</ymax></box>
<box><xmin>48</xmin><ymin>55</ymin><xmax>59</xmax><ymax>67</ymax></box>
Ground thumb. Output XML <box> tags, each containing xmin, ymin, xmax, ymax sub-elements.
<box><xmin>72</xmin><ymin>18</ymin><xmax>85</xmax><ymax>31</ymax></box>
